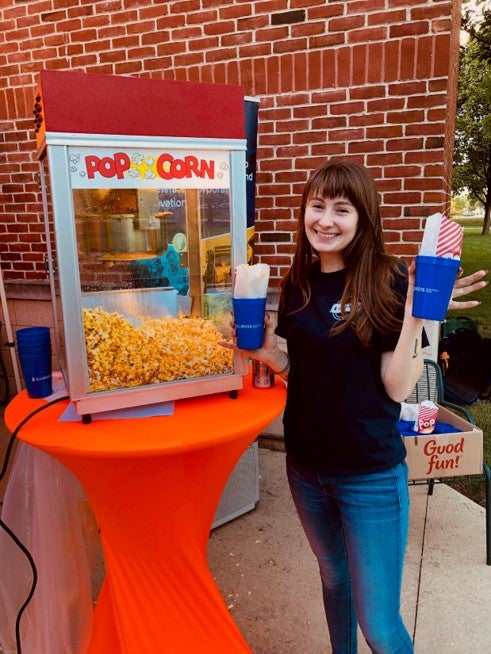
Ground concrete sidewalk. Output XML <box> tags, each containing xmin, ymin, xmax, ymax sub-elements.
<box><xmin>208</xmin><ymin>445</ymin><xmax>491</xmax><ymax>653</ymax></box>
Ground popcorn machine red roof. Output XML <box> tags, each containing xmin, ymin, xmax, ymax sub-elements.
<box><xmin>34</xmin><ymin>69</ymin><xmax>249</xmax><ymax>420</ymax></box>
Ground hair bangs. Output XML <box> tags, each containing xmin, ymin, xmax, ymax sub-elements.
<box><xmin>307</xmin><ymin>163</ymin><xmax>362</xmax><ymax>209</ymax></box>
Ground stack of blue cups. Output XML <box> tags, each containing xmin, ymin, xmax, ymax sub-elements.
<box><xmin>16</xmin><ymin>326</ymin><xmax>53</xmax><ymax>398</ymax></box>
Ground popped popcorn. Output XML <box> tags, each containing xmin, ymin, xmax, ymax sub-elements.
<box><xmin>83</xmin><ymin>306</ymin><xmax>234</xmax><ymax>392</ymax></box>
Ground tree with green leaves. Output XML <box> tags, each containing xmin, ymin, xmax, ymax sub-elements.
<box><xmin>453</xmin><ymin>5</ymin><xmax>491</xmax><ymax>235</ymax></box>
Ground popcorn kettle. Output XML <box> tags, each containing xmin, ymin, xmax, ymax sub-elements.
<box><xmin>35</xmin><ymin>69</ymin><xmax>250</xmax><ymax>420</ymax></box>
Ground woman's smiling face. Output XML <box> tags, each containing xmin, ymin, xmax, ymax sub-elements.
<box><xmin>304</xmin><ymin>195</ymin><xmax>359</xmax><ymax>272</ymax></box>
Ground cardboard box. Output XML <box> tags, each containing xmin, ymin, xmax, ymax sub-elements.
<box><xmin>403</xmin><ymin>405</ymin><xmax>483</xmax><ymax>481</ymax></box>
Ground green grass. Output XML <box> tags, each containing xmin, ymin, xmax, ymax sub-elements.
<box><xmin>445</xmin><ymin>220</ymin><xmax>490</xmax><ymax>506</ymax></box>
<box><xmin>453</xmin><ymin>220</ymin><xmax>491</xmax><ymax>338</ymax></box>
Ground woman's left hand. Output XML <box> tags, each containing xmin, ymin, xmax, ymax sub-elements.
<box><xmin>448</xmin><ymin>269</ymin><xmax>488</xmax><ymax>310</ymax></box>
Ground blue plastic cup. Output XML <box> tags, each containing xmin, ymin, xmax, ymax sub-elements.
<box><xmin>232</xmin><ymin>297</ymin><xmax>267</xmax><ymax>349</ymax></box>
<box><xmin>412</xmin><ymin>255</ymin><xmax>460</xmax><ymax>321</ymax></box>
<box><xmin>16</xmin><ymin>329</ymin><xmax>53</xmax><ymax>398</ymax></box>
<box><xmin>16</xmin><ymin>326</ymin><xmax>51</xmax><ymax>344</ymax></box>
<box><xmin>17</xmin><ymin>341</ymin><xmax>51</xmax><ymax>354</ymax></box>
<box><xmin>17</xmin><ymin>345</ymin><xmax>52</xmax><ymax>358</ymax></box>
<box><xmin>18</xmin><ymin>352</ymin><xmax>53</xmax><ymax>398</ymax></box>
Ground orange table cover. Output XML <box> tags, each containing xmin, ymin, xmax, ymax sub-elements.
<box><xmin>5</xmin><ymin>377</ymin><xmax>286</xmax><ymax>654</ymax></box>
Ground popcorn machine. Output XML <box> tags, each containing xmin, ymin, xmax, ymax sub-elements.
<box><xmin>34</xmin><ymin>70</ymin><xmax>249</xmax><ymax>419</ymax></box>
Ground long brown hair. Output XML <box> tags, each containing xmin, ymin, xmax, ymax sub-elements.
<box><xmin>279</xmin><ymin>159</ymin><xmax>405</xmax><ymax>347</ymax></box>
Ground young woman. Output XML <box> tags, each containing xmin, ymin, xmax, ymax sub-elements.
<box><xmin>228</xmin><ymin>160</ymin><xmax>488</xmax><ymax>654</ymax></box>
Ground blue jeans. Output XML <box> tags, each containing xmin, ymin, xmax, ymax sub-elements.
<box><xmin>286</xmin><ymin>456</ymin><xmax>413</xmax><ymax>654</ymax></box>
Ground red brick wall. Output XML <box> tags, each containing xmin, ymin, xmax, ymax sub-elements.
<box><xmin>0</xmin><ymin>0</ymin><xmax>463</xmax><ymax>288</ymax></box>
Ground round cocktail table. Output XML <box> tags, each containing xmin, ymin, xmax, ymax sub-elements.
<box><xmin>5</xmin><ymin>377</ymin><xmax>286</xmax><ymax>653</ymax></box>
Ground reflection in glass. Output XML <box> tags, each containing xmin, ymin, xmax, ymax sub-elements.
<box><xmin>72</xmin><ymin>187</ymin><xmax>234</xmax><ymax>392</ymax></box>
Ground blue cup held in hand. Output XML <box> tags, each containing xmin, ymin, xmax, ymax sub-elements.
<box><xmin>412</xmin><ymin>255</ymin><xmax>460</xmax><ymax>321</ymax></box>
<box><xmin>232</xmin><ymin>297</ymin><xmax>267</xmax><ymax>349</ymax></box>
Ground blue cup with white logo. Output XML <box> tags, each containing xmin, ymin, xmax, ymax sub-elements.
<box><xmin>412</xmin><ymin>255</ymin><xmax>460</xmax><ymax>321</ymax></box>
<box><xmin>16</xmin><ymin>327</ymin><xmax>53</xmax><ymax>398</ymax></box>
<box><xmin>18</xmin><ymin>352</ymin><xmax>53</xmax><ymax>398</ymax></box>
<box><xmin>232</xmin><ymin>297</ymin><xmax>267</xmax><ymax>349</ymax></box>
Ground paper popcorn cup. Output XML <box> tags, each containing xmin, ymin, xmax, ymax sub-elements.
<box><xmin>414</xmin><ymin>401</ymin><xmax>439</xmax><ymax>434</ymax></box>
<box><xmin>233</xmin><ymin>263</ymin><xmax>270</xmax><ymax>299</ymax></box>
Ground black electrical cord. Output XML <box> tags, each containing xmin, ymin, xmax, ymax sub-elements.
<box><xmin>0</xmin><ymin>395</ymin><xmax>69</xmax><ymax>654</ymax></box>
<box><xmin>0</xmin><ymin>517</ymin><xmax>38</xmax><ymax>654</ymax></box>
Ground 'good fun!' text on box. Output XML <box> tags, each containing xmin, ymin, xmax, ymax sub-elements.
<box><xmin>403</xmin><ymin>405</ymin><xmax>483</xmax><ymax>481</ymax></box>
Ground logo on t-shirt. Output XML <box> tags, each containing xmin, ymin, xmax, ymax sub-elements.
<box><xmin>330</xmin><ymin>301</ymin><xmax>351</xmax><ymax>321</ymax></box>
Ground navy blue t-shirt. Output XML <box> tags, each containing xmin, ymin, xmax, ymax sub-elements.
<box><xmin>276</xmin><ymin>262</ymin><xmax>417</xmax><ymax>476</ymax></box>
